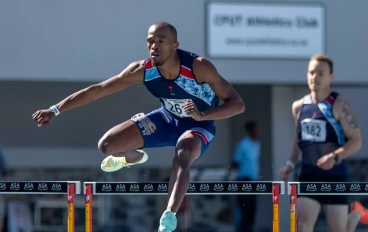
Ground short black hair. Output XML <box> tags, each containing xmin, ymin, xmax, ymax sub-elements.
<box><xmin>244</xmin><ymin>121</ymin><xmax>257</xmax><ymax>133</ymax></box>
<box><xmin>152</xmin><ymin>22</ymin><xmax>177</xmax><ymax>41</ymax></box>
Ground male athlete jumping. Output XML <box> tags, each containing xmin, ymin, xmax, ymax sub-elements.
<box><xmin>279</xmin><ymin>54</ymin><xmax>367</xmax><ymax>232</ymax></box>
<box><xmin>32</xmin><ymin>22</ymin><xmax>245</xmax><ymax>232</ymax></box>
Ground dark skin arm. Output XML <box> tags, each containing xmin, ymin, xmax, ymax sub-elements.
<box><xmin>183</xmin><ymin>57</ymin><xmax>245</xmax><ymax>121</ymax></box>
<box><xmin>32</xmin><ymin>60</ymin><xmax>145</xmax><ymax>126</ymax></box>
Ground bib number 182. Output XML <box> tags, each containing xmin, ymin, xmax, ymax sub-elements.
<box><xmin>304</xmin><ymin>124</ymin><xmax>321</xmax><ymax>137</ymax></box>
<box><xmin>301</xmin><ymin>119</ymin><xmax>326</xmax><ymax>142</ymax></box>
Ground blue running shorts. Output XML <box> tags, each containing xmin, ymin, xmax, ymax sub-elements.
<box><xmin>130</xmin><ymin>107</ymin><xmax>216</xmax><ymax>155</ymax></box>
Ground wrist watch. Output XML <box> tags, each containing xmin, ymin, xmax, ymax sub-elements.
<box><xmin>332</xmin><ymin>152</ymin><xmax>339</xmax><ymax>163</ymax></box>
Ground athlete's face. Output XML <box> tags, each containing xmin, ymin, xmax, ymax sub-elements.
<box><xmin>147</xmin><ymin>26</ymin><xmax>178</xmax><ymax>66</ymax></box>
<box><xmin>307</xmin><ymin>60</ymin><xmax>333</xmax><ymax>91</ymax></box>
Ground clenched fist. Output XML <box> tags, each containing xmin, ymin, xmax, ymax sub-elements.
<box><xmin>279</xmin><ymin>165</ymin><xmax>293</xmax><ymax>180</ymax></box>
<box><xmin>317</xmin><ymin>153</ymin><xmax>336</xmax><ymax>170</ymax></box>
<box><xmin>183</xmin><ymin>99</ymin><xmax>204</xmax><ymax>121</ymax></box>
<box><xmin>32</xmin><ymin>109</ymin><xmax>55</xmax><ymax>127</ymax></box>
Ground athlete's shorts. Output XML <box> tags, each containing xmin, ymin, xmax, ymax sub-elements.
<box><xmin>130</xmin><ymin>107</ymin><xmax>216</xmax><ymax>155</ymax></box>
<box><xmin>298</xmin><ymin>173</ymin><xmax>348</xmax><ymax>205</ymax></box>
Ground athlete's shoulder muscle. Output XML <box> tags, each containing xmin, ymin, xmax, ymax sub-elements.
<box><xmin>192</xmin><ymin>56</ymin><xmax>241</xmax><ymax>102</ymax></box>
<box><xmin>192</xmin><ymin>56</ymin><xmax>226</xmax><ymax>85</ymax></box>
<box><xmin>292</xmin><ymin>98</ymin><xmax>304</xmax><ymax>120</ymax></box>
<box><xmin>192</xmin><ymin>57</ymin><xmax>215</xmax><ymax>82</ymax></box>
<box><xmin>117</xmin><ymin>60</ymin><xmax>145</xmax><ymax>83</ymax></box>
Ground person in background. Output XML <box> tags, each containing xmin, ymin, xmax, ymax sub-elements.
<box><xmin>232</xmin><ymin>121</ymin><xmax>260</xmax><ymax>232</ymax></box>
<box><xmin>279</xmin><ymin>54</ymin><xmax>366</xmax><ymax>232</ymax></box>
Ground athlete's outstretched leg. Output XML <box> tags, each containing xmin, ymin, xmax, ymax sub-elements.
<box><xmin>98</xmin><ymin>120</ymin><xmax>148</xmax><ymax>172</ymax></box>
<box><xmin>158</xmin><ymin>133</ymin><xmax>202</xmax><ymax>232</ymax></box>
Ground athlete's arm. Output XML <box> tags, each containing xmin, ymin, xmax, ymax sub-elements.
<box><xmin>279</xmin><ymin>99</ymin><xmax>302</xmax><ymax>179</ymax></box>
<box><xmin>332</xmin><ymin>97</ymin><xmax>362</xmax><ymax>161</ymax></box>
<box><xmin>192</xmin><ymin>57</ymin><xmax>245</xmax><ymax>120</ymax></box>
<box><xmin>287</xmin><ymin>99</ymin><xmax>303</xmax><ymax>165</ymax></box>
<box><xmin>55</xmin><ymin>61</ymin><xmax>145</xmax><ymax>113</ymax></box>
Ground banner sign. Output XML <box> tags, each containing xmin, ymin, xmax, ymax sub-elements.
<box><xmin>299</xmin><ymin>182</ymin><xmax>368</xmax><ymax>195</ymax></box>
<box><xmin>0</xmin><ymin>181</ymin><xmax>68</xmax><ymax>194</ymax></box>
<box><xmin>95</xmin><ymin>182</ymin><xmax>274</xmax><ymax>195</ymax></box>
<box><xmin>206</xmin><ymin>2</ymin><xmax>325</xmax><ymax>59</ymax></box>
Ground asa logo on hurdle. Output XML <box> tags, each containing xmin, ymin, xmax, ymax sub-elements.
<box><xmin>350</xmin><ymin>183</ymin><xmax>361</xmax><ymax>192</ymax></box>
<box><xmin>228</xmin><ymin>184</ymin><xmax>238</xmax><ymax>192</ymax></box>
<box><xmin>38</xmin><ymin>183</ymin><xmax>48</xmax><ymax>191</ymax></box>
<box><xmin>200</xmin><ymin>184</ymin><xmax>210</xmax><ymax>192</ymax></box>
<box><xmin>116</xmin><ymin>184</ymin><xmax>126</xmax><ymax>192</ymax></box>
<box><xmin>24</xmin><ymin>183</ymin><xmax>34</xmax><ymax>191</ymax></box>
<box><xmin>129</xmin><ymin>184</ymin><xmax>140</xmax><ymax>192</ymax></box>
<box><xmin>335</xmin><ymin>184</ymin><xmax>346</xmax><ymax>191</ymax></box>
<box><xmin>306</xmin><ymin>184</ymin><xmax>317</xmax><ymax>191</ymax></box>
<box><xmin>242</xmin><ymin>184</ymin><xmax>252</xmax><ymax>191</ymax></box>
<box><xmin>52</xmin><ymin>183</ymin><xmax>62</xmax><ymax>191</ymax></box>
<box><xmin>256</xmin><ymin>184</ymin><xmax>267</xmax><ymax>192</ymax></box>
<box><xmin>187</xmin><ymin>184</ymin><xmax>196</xmax><ymax>192</ymax></box>
<box><xmin>213</xmin><ymin>184</ymin><xmax>224</xmax><ymax>191</ymax></box>
<box><xmin>102</xmin><ymin>184</ymin><xmax>112</xmax><ymax>192</ymax></box>
<box><xmin>10</xmin><ymin>183</ymin><xmax>20</xmax><ymax>191</ymax></box>
<box><xmin>144</xmin><ymin>184</ymin><xmax>154</xmax><ymax>192</ymax></box>
<box><xmin>158</xmin><ymin>184</ymin><xmax>168</xmax><ymax>192</ymax></box>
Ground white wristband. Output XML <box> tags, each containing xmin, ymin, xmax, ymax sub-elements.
<box><xmin>50</xmin><ymin>105</ymin><xmax>60</xmax><ymax>116</ymax></box>
<box><xmin>285</xmin><ymin>160</ymin><xmax>295</xmax><ymax>169</ymax></box>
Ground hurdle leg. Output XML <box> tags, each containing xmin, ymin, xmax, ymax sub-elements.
<box><xmin>289</xmin><ymin>184</ymin><xmax>298</xmax><ymax>232</ymax></box>
<box><xmin>67</xmin><ymin>183</ymin><xmax>76</xmax><ymax>232</ymax></box>
<box><xmin>272</xmin><ymin>183</ymin><xmax>281</xmax><ymax>232</ymax></box>
<box><xmin>85</xmin><ymin>183</ymin><xmax>93</xmax><ymax>232</ymax></box>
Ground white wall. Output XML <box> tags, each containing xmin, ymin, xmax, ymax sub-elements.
<box><xmin>0</xmin><ymin>0</ymin><xmax>368</xmax><ymax>84</ymax></box>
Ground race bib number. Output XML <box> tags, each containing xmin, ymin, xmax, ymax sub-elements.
<box><xmin>301</xmin><ymin>119</ymin><xmax>326</xmax><ymax>142</ymax></box>
<box><xmin>162</xmin><ymin>99</ymin><xmax>189</xmax><ymax>118</ymax></box>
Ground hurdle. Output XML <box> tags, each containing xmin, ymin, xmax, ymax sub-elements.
<box><xmin>84</xmin><ymin>181</ymin><xmax>285</xmax><ymax>232</ymax></box>
<box><xmin>288</xmin><ymin>181</ymin><xmax>368</xmax><ymax>232</ymax></box>
<box><xmin>0</xmin><ymin>181</ymin><xmax>81</xmax><ymax>232</ymax></box>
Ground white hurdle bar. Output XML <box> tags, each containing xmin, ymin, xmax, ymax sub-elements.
<box><xmin>0</xmin><ymin>181</ymin><xmax>81</xmax><ymax>232</ymax></box>
<box><xmin>84</xmin><ymin>181</ymin><xmax>285</xmax><ymax>232</ymax></box>
<box><xmin>288</xmin><ymin>181</ymin><xmax>368</xmax><ymax>232</ymax></box>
